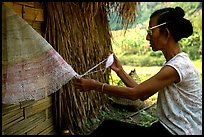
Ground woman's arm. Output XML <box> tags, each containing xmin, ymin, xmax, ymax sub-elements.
<box><xmin>74</xmin><ymin>65</ymin><xmax>180</xmax><ymax>101</ymax></box>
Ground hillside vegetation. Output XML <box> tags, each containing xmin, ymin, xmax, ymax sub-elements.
<box><xmin>109</xmin><ymin>2</ymin><xmax>202</xmax><ymax>67</ymax></box>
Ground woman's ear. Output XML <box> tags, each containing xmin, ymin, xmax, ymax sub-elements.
<box><xmin>165</xmin><ymin>28</ymin><xmax>171</xmax><ymax>39</ymax></box>
<box><xmin>161</xmin><ymin>28</ymin><xmax>170</xmax><ymax>45</ymax></box>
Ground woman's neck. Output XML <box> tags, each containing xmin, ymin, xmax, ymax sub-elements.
<box><xmin>162</xmin><ymin>43</ymin><xmax>181</xmax><ymax>61</ymax></box>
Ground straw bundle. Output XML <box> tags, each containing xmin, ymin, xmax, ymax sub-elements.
<box><xmin>44</xmin><ymin>2</ymin><xmax>139</xmax><ymax>134</ymax></box>
<box><xmin>44</xmin><ymin>2</ymin><xmax>112</xmax><ymax>134</ymax></box>
<box><xmin>108</xmin><ymin>2</ymin><xmax>139</xmax><ymax>31</ymax></box>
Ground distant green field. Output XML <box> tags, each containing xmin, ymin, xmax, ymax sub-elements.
<box><xmin>111</xmin><ymin>59</ymin><xmax>202</xmax><ymax>82</ymax></box>
<box><xmin>193</xmin><ymin>59</ymin><xmax>202</xmax><ymax>74</ymax></box>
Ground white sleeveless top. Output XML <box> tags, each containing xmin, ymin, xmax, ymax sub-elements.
<box><xmin>156</xmin><ymin>52</ymin><xmax>202</xmax><ymax>135</ymax></box>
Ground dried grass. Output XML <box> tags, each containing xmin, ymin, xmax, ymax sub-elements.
<box><xmin>44</xmin><ymin>2</ymin><xmax>112</xmax><ymax>134</ymax></box>
<box><xmin>44</xmin><ymin>2</ymin><xmax>139</xmax><ymax>134</ymax></box>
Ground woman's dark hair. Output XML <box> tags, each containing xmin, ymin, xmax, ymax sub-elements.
<box><xmin>150</xmin><ymin>7</ymin><xmax>193</xmax><ymax>42</ymax></box>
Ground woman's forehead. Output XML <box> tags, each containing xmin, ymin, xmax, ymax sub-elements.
<box><xmin>149</xmin><ymin>16</ymin><xmax>158</xmax><ymax>26</ymax></box>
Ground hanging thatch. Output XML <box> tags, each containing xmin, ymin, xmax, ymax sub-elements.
<box><xmin>44</xmin><ymin>2</ymin><xmax>139</xmax><ymax>135</ymax></box>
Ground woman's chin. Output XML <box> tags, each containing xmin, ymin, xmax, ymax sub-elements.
<box><xmin>151</xmin><ymin>47</ymin><xmax>158</xmax><ymax>51</ymax></box>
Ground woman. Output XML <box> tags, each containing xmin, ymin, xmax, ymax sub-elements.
<box><xmin>74</xmin><ymin>7</ymin><xmax>202</xmax><ymax>135</ymax></box>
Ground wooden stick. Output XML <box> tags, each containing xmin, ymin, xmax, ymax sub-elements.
<box><xmin>126</xmin><ymin>102</ymin><xmax>156</xmax><ymax>118</ymax></box>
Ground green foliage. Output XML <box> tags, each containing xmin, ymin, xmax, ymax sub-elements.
<box><xmin>136</xmin><ymin>110</ymin><xmax>158</xmax><ymax>127</ymax></box>
<box><xmin>109</xmin><ymin>2</ymin><xmax>202</xmax><ymax>30</ymax></box>
<box><xmin>149</xmin><ymin>51</ymin><xmax>163</xmax><ymax>58</ymax></box>
<box><xmin>190</xmin><ymin>11</ymin><xmax>202</xmax><ymax>55</ymax></box>
<box><xmin>117</xmin><ymin>54</ymin><xmax>165</xmax><ymax>67</ymax></box>
<box><xmin>178</xmin><ymin>6</ymin><xmax>202</xmax><ymax>60</ymax></box>
<box><xmin>179</xmin><ymin>32</ymin><xmax>201</xmax><ymax>60</ymax></box>
<box><xmin>112</xmin><ymin>29</ymin><xmax>150</xmax><ymax>56</ymax></box>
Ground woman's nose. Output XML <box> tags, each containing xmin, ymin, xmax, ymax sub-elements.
<box><xmin>146</xmin><ymin>34</ymin><xmax>150</xmax><ymax>41</ymax></box>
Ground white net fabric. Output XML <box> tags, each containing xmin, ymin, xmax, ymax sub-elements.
<box><xmin>2</xmin><ymin>5</ymin><xmax>79</xmax><ymax>104</ymax></box>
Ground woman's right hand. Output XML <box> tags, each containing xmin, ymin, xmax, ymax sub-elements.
<box><xmin>109</xmin><ymin>53</ymin><xmax>123</xmax><ymax>74</ymax></box>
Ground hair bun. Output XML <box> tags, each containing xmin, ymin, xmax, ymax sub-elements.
<box><xmin>174</xmin><ymin>7</ymin><xmax>185</xmax><ymax>18</ymax></box>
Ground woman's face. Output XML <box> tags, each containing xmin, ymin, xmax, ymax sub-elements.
<box><xmin>146</xmin><ymin>16</ymin><xmax>165</xmax><ymax>51</ymax></box>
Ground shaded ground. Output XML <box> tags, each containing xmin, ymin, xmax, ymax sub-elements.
<box><xmin>83</xmin><ymin>98</ymin><xmax>158</xmax><ymax>135</ymax></box>
<box><xmin>104</xmin><ymin>99</ymin><xmax>158</xmax><ymax>127</ymax></box>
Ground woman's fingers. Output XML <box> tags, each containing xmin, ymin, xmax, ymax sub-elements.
<box><xmin>73</xmin><ymin>78</ymin><xmax>92</xmax><ymax>92</ymax></box>
<box><xmin>73</xmin><ymin>78</ymin><xmax>83</xmax><ymax>89</ymax></box>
